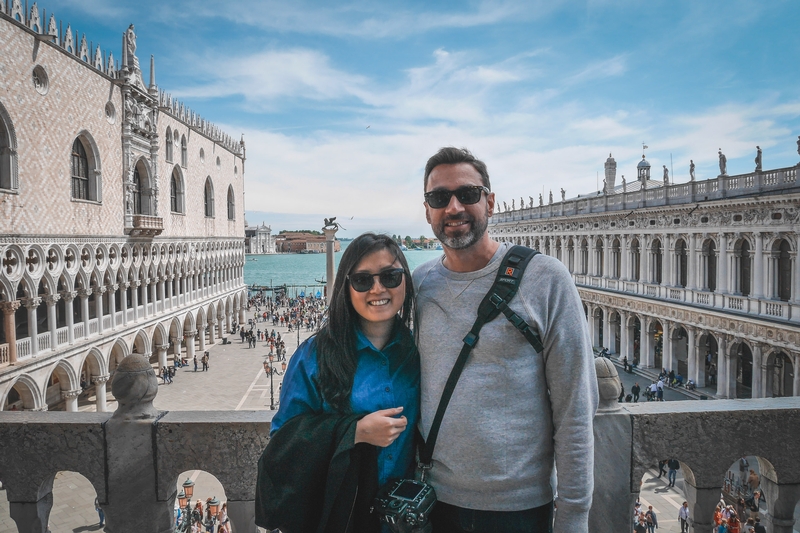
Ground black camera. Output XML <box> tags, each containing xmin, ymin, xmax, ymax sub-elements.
<box><xmin>372</xmin><ymin>479</ymin><xmax>437</xmax><ymax>533</ymax></box>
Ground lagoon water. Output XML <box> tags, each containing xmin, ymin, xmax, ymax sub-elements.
<box><xmin>244</xmin><ymin>243</ymin><xmax>443</xmax><ymax>292</ymax></box>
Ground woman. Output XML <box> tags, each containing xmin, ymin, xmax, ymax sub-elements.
<box><xmin>216</xmin><ymin>502</ymin><xmax>230</xmax><ymax>533</ymax></box>
<box><xmin>257</xmin><ymin>233</ymin><xmax>418</xmax><ymax>533</ymax></box>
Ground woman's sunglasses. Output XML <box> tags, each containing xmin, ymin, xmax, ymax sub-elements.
<box><xmin>348</xmin><ymin>268</ymin><xmax>406</xmax><ymax>292</ymax></box>
<box><xmin>424</xmin><ymin>185</ymin><xmax>489</xmax><ymax>209</ymax></box>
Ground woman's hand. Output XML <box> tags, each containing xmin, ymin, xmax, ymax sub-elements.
<box><xmin>355</xmin><ymin>406</ymin><xmax>407</xmax><ymax>447</ymax></box>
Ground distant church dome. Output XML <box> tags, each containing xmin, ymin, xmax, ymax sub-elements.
<box><xmin>637</xmin><ymin>157</ymin><xmax>651</xmax><ymax>169</ymax></box>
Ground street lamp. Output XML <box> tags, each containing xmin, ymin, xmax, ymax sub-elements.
<box><xmin>264</xmin><ymin>355</ymin><xmax>286</xmax><ymax>410</ymax></box>
<box><xmin>176</xmin><ymin>478</ymin><xmax>195</xmax><ymax>532</ymax></box>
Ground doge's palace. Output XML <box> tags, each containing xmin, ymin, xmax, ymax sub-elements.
<box><xmin>0</xmin><ymin>3</ymin><xmax>247</xmax><ymax>411</ymax></box>
<box><xmin>490</xmin><ymin>151</ymin><xmax>800</xmax><ymax>400</ymax></box>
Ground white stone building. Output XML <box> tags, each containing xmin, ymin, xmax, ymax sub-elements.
<box><xmin>0</xmin><ymin>5</ymin><xmax>247</xmax><ymax>411</ymax></box>
<box><xmin>490</xmin><ymin>151</ymin><xmax>800</xmax><ymax>400</ymax></box>
<box><xmin>245</xmin><ymin>221</ymin><xmax>275</xmax><ymax>254</ymax></box>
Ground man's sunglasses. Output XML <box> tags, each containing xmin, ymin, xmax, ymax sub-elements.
<box><xmin>347</xmin><ymin>268</ymin><xmax>406</xmax><ymax>292</ymax></box>
<box><xmin>424</xmin><ymin>185</ymin><xmax>490</xmax><ymax>209</ymax></box>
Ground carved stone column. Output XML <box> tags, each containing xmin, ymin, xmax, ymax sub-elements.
<box><xmin>156</xmin><ymin>343</ymin><xmax>169</xmax><ymax>371</ymax></box>
<box><xmin>95</xmin><ymin>287</ymin><xmax>106</xmax><ymax>334</ymax></box>
<box><xmin>618</xmin><ymin>311</ymin><xmax>629</xmax><ymax>363</ymax></box>
<box><xmin>793</xmin><ymin>353</ymin><xmax>800</xmax><ymax>397</ymax></box>
<box><xmin>683</xmin><ymin>482</ymin><xmax>722</xmax><ymax>533</ymax></box>
<box><xmin>171</xmin><ymin>336</ymin><xmax>182</xmax><ymax>362</ymax></box>
<box><xmin>685</xmin><ymin>326</ymin><xmax>697</xmax><ymax>385</ymax></box>
<box><xmin>141</xmin><ymin>278</ymin><xmax>150</xmax><ymax>318</ymax></box>
<box><xmin>753</xmin><ymin>232</ymin><xmax>764</xmax><ymax>299</ymax></box>
<box><xmin>751</xmin><ymin>342</ymin><xmax>764</xmax><ymax>398</ymax></box>
<box><xmin>602</xmin><ymin>306</ymin><xmax>613</xmax><ymax>353</ymax></box>
<box><xmin>760</xmin><ymin>477</ymin><xmax>800</xmax><ymax>533</ymax></box>
<box><xmin>8</xmin><ymin>490</ymin><xmax>53</xmax><ymax>533</ymax></box>
<box><xmin>718</xmin><ymin>233</ymin><xmax>729</xmax><ymax>294</ymax></box>
<box><xmin>687</xmin><ymin>233</ymin><xmax>697</xmax><ymax>290</ymax></box>
<box><xmin>61</xmin><ymin>388</ymin><xmax>81</xmax><ymax>412</ymax></box>
<box><xmin>150</xmin><ymin>279</ymin><xmax>158</xmax><ymax>315</ymax></box>
<box><xmin>157</xmin><ymin>276</ymin><xmax>166</xmax><ymax>312</ymax></box>
<box><xmin>130</xmin><ymin>280</ymin><xmax>139</xmax><ymax>321</ymax></box>
<box><xmin>716</xmin><ymin>335</ymin><xmax>729</xmax><ymax>398</ymax></box>
<box><xmin>642</xmin><ymin>317</ymin><xmax>653</xmax><ymax>368</ymax></box>
<box><xmin>166</xmin><ymin>274</ymin><xmax>174</xmax><ymax>308</ymax></box>
<box><xmin>108</xmin><ymin>284</ymin><xmax>118</xmax><ymax>329</ymax></box>
<box><xmin>119</xmin><ymin>282</ymin><xmax>129</xmax><ymax>325</ymax></box>
<box><xmin>664</xmin><ymin>234</ymin><xmax>672</xmax><ymax>286</ymax></box>
<box><xmin>92</xmin><ymin>374</ymin><xmax>110</xmax><ymax>412</ymax></box>
<box><xmin>25</xmin><ymin>297</ymin><xmax>41</xmax><ymax>356</ymax></box>
<box><xmin>208</xmin><ymin>320</ymin><xmax>216</xmax><ymax>345</ymax></box>
<box><xmin>184</xmin><ymin>330</ymin><xmax>196</xmax><ymax>361</ymax></box>
<box><xmin>78</xmin><ymin>288</ymin><xmax>91</xmax><ymax>338</ymax></box>
<box><xmin>44</xmin><ymin>294</ymin><xmax>59</xmax><ymax>350</ymax></box>
<box><xmin>217</xmin><ymin>314</ymin><xmax>225</xmax><ymax>340</ymax></box>
<box><xmin>1</xmin><ymin>300</ymin><xmax>20</xmax><ymax>363</ymax></box>
<box><xmin>663</xmin><ymin>321</ymin><xmax>675</xmax><ymax>372</ymax></box>
<box><xmin>62</xmin><ymin>291</ymin><xmax>76</xmax><ymax>344</ymax></box>
<box><xmin>198</xmin><ymin>325</ymin><xmax>207</xmax><ymax>352</ymax></box>
<box><xmin>621</xmin><ymin>234</ymin><xmax>629</xmax><ymax>281</ymax></box>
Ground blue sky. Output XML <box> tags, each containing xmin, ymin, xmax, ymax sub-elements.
<box><xmin>46</xmin><ymin>0</ymin><xmax>800</xmax><ymax>238</ymax></box>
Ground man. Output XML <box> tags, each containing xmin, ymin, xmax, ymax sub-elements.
<box><xmin>632</xmin><ymin>382</ymin><xmax>641</xmax><ymax>402</ymax></box>
<box><xmin>645</xmin><ymin>505</ymin><xmax>658</xmax><ymax>533</ymax></box>
<box><xmin>753</xmin><ymin>516</ymin><xmax>766</xmax><ymax>533</ymax></box>
<box><xmin>414</xmin><ymin>147</ymin><xmax>598</xmax><ymax>533</ymax></box>
<box><xmin>667</xmin><ymin>458</ymin><xmax>680</xmax><ymax>487</ymax></box>
<box><xmin>678</xmin><ymin>501</ymin><xmax>690</xmax><ymax>533</ymax></box>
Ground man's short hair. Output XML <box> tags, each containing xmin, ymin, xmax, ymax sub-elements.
<box><xmin>424</xmin><ymin>147</ymin><xmax>491</xmax><ymax>190</ymax></box>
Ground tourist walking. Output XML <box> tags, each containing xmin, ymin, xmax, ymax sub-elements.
<box><xmin>632</xmin><ymin>382</ymin><xmax>641</xmax><ymax>402</ymax></box>
<box><xmin>678</xmin><ymin>501</ymin><xmax>690</xmax><ymax>533</ymax></box>
<box><xmin>667</xmin><ymin>458</ymin><xmax>680</xmax><ymax>487</ymax></box>
<box><xmin>201</xmin><ymin>352</ymin><xmax>209</xmax><ymax>371</ymax></box>
<box><xmin>94</xmin><ymin>497</ymin><xmax>104</xmax><ymax>527</ymax></box>
<box><xmin>645</xmin><ymin>505</ymin><xmax>658</xmax><ymax>533</ymax></box>
<box><xmin>256</xmin><ymin>233</ymin><xmax>418</xmax><ymax>533</ymax></box>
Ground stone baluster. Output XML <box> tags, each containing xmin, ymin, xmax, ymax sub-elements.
<box><xmin>61</xmin><ymin>389</ymin><xmax>81</xmax><ymax>412</ymax></box>
<box><xmin>44</xmin><ymin>294</ymin><xmax>59</xmax><ymax>350</ymax></box>
<box><xmin>103</xmin><ymin>354</ymin><xmax>172</xmax><ymax>531</ymax></box>
<box><xmin>92</xmin><ymin>374</ymin><xmax>110</xmax><ymax>412</ymax></box>
<box><xmin>25</xmin><ymin>297</ymin><xmax>41</xmax><ymax>356</ymax></box>
<box><xmin>1</xmin><ymin>300</ymin><xmax>20</xmax><ymax>363</ymax></box>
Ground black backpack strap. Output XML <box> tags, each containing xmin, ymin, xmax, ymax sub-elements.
<box><xmin>419</xmin><ymin>245</ymin><xmax>541</xmax><ymax>468</ymax></box>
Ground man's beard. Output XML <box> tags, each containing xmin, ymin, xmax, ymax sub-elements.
<box><xmin>433</xmin><ymin>210</ymin><xmax>489</xmax><ymax>250</ymax></box>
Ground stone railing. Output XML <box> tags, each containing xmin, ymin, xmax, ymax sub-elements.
<box><xmin>0</xmin><ymin>356</ymin><xmax>798</xmax><ymax>533</ymax></box>
<box><xmin>492</xmin><ymin>165</ymin><xmax>800</xmax><ymax>222</ymax></box>
<box><xmin>130</xmin><ymin>214</ymin><xmax>165</xmax><ymax>237</ymax></box>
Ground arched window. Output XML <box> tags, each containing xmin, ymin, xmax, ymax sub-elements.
<box><xmin>132</xmin><ymin>167</ymin><xmax>142</xmax><ymax>214</ymax></box>
<box><xmin>227</xmin><ymin>185</ymin><xmax>235</xmax><ymax>220</ymax></box>
<box><xmin>630</xmin><ymin>239</ymin><xmax>641</xmax><ymax>281</ymax></box>
<box><xmin>0</xmin><ymin>100</ymin><xmax>18</xmax><ymax>191</ymax></box>
<box><xmin>775</xmin><ymin>239</ymin><xmax>792</xmax><ymax>301</ymax></box>
<box><xmin>181</xmin><ymin>135</ymin><xmax>187</xmax><ymax>167</ymax></box>
<box><xmin>165</xmin><ymin>127</ymin><xmax>173</xmax><ymax>162</ymax></box>
<box><xmin>70</xmin><ymin>134</ymin><xmax>101</xmax><ymax>202</ymax></box>
<box><xmin>204</xmin><ymin>177</ymin><xmax>214</xmax><ymax>217</ymax></box>
<box><xmin>170</xmin><ymin>166</ymin><xmax>184</xmax><ymax>213</ymax></box>
<box><xmin>675</xmin><ymin>239</ymin><xmax>687</xmax><ymax>288</ymax></box>
<box><xmin>651</xmin><ymin>240</ymin><xmax>663</xmax><ymax>284</ymax></box>
<box><xmin>71</xmin><ymin>138</ymin><xmax>89</xmax><ymax>199</ymax></box>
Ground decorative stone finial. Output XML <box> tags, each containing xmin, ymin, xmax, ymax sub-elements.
<box><xmin>111</xmin><ymin>354</ymin><xmax>160</xmax><ymax>420</ymax></box>
<box><xmin>594</xmin><ymin>357</ymin><xmax>623</xmax><ymax>412</ymax></box>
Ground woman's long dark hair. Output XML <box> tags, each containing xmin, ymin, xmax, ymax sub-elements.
<box><xmin>315</xmin><ymin>233</ymin><xmax>414</xmax><ymax>412</ymax></box>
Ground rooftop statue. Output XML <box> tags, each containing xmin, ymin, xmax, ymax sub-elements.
<box><xmin>538</xmin><ymin>193</ymin><xmax>543</xmax><ymax>206</ymax></box>
<box><xmin>663</xmin><ymin>165</ymin><xmax>669</xmax><ymax>184</ymax></box>
<box><xmin>755</xmin><ymin>146</ymin><xmax>762</xmax><ymax>172</ymax></box>
<box><xmin>690</xmin><ymin>160</ymin><xmax>695</xmax><ymax>181</ymax></box>
<box><xmin>549</xmin><ymin>190</ymin><xmax>553</xmax><ymax>204</ymax></box>
<box><xmin>718</xmin><ymin>149</ymin><xmax>728</xmax><ymax>176</ymax></box>
<box><xmin>529</xmin><ymin>196</ymin><xmax>534</xmax><ymax>208</ymax></box>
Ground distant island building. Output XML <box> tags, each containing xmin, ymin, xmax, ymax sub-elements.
<box><xmin>275</xmin><ymin>232</ymin><xmax>341</xmax><ymax>253</ymax></box>
<box><xmin>244</xmin><ymin>220</ymin><xmax>275</xmax><ymax>254</ymax></box>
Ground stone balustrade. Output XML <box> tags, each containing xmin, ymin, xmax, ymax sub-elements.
<box><xmin>0</xmin><ymin>355</ymin><xmax>798</xmax><ymax>532</ymax></box>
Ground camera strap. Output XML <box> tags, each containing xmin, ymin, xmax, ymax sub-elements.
<box><xmin>419</xmin><ymin>245</ymin><xmax>541</xmax><ymax>470</ymax></box>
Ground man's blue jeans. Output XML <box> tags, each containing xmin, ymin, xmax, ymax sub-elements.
<box><xmin>668</xmin><ymin>469</ymin><xmax>677</xmax><ymax>486</ymax></box>
<box><xmin>430</xmin><ymin>501</ymin><xmax>553</xmax><ymax>533</ymax></box>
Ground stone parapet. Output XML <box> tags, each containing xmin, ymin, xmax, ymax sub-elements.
<box><xmin>0</xmin><ymin>356</ymin><xmax>797</xmax><ymax>532</ymax></box>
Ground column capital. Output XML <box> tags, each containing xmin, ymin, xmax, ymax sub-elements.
<box><xmin>33</xmin><ymin>405</ymin><xmax>48</xmax><ymax>412</ymax></box>
<box><xmin>24</xmin><ymin>297</ymin><xmax>42</xmax><ymax>309</ymax></box>
<box><xmin>61</xmin><ymin>290</ymin><xmax>78</xmax><ymax>302</ymax></box>
<box><xmin>0</xmin><ymin>300</ymin><xmax>21</xmax><ymax>314</ymax></box>
<box><xmin>144</xmin><ymin>278</ymin><xmax>151</xmax><ymax>285</ymax></box>
<box><xmin>156</xmin><ymin>343</ymin><xmax>170</xmax><ymax>352</ymax></box>
<box><xmin>183</xmin><ymin>330</ymin><xmax>196</xmax><ymax>338</ymax></box>
<box><xmin>61</xmin><ymin>389</ymin><xmax>81</xmax><ymax>400</ymax></box>
<box><xmin>197</xmin><ymin>324</ymin><xmax>207</xmax><ymax>331</ymax></box>
<box><xmin>78</xmin><ymin>288</ymin><xmax>92</xmax><ymax>298</ymax></box>
<box><xmin>95</xmin><ymin>286</ymin><xmax>107</xmax><ymax>295</ymax></box>
<box><xmin>44</xmin><ymin>294</ymin><xmax>60</xmax><ymax>306</ymax></box>
<box><xmin>119</xmin><ymin>281</ymin><xmax>130</xmax><ymax>290</ymax></box>
<box><xmin>91</xmin><ymin>374</ymin><xmax>111</xmax><ymax>385</ymax></box>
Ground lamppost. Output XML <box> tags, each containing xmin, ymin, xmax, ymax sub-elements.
<box><xmin>176</xmin><ymin>478</ymin><xmax>195</xmax><ymax>532</ymax></box>
<box><xmin>264</xmin><ymin>355</ymin><xmax>287</xmax><ymax>410</ymax></box>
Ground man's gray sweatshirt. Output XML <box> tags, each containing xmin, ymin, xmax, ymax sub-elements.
<box><xmin>413</xmin><ymin>242</ymin><xmax>598</xmax><ymax>533</ymax></box>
